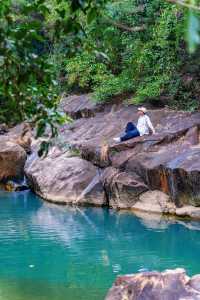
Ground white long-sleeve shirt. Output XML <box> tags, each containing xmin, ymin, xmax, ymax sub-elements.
<box><xmin>137</xmin><ymin>115</ymin><xmax>155</xmax><ymax>136</ymax></box>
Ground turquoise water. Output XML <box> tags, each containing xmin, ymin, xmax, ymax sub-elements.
<box><xmin>1</xmin><ymin>191</ymin><xmax>200</xmax><ymax>300</ymax></box>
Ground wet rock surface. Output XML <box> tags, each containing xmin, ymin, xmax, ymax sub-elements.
<box><xmin>105</xmin><ymin>268</ymin><xmax>200</xmax><ymax>300</ymax></box>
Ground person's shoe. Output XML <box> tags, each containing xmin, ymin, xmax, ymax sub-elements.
<box><xmin>113</xmin><ymin>137</ymin><xmax>121</xmax><ymax>143</ymax></box>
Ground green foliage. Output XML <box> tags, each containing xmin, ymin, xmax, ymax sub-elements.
<box><xmin>64</xmin><ymin>0</ymin><xmax>200</xmax><ymax>110</ymax></box>
<box><xmin>0</xmin><ymin>0</ymin><xmax>110</xmax><ymax>155</ymax></box>
<box><xmin>132</xmin><ymin>4</ymin><xmax>183</xmax><ymax>103</ymax></box>
<box><xmin>65</xmin><ymin>51</ymin><xmax>110</xmax><ymax>91</ymax></box>
<box><xmin>133</xmin><ymin>75</ymin><xmax>170</xmax><ymax>104</ymax></box>
<box><xmin>0</xmin><ymin>0</ymin><xmax>56</xmax><ymax>125</ymax></box>
<box><xmin>0</xmin><ymin>0</ymin><xmax>109</xmax><ymax>157</ymax></box>
<box><xmin>94</xmin><ymin>73</ymin><xmax>134</xmax><ymax>102</ymax></box>
<box><xmin>0</xmin><ymin>0</ymin><xmax>108</xmax><ymax>122</ymax></box>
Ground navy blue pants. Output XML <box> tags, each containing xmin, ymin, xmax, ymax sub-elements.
<box><xmin>120</xmin><ymin>122</ymin><xmax>140</xmax><ymax>142</ymax></box>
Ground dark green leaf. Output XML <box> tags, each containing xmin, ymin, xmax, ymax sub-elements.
<box><xmin>87</xmin><ymin>8</ymin><xmax>97</xmax><ymax>24</ymax></box>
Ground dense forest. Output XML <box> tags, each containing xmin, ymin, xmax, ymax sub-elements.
<box><xmin>1</xmin><ymin>0</ymin><xmax>200</xmax><ymax>131</ymax></box>
<box><xmin>63</xmin><ymin>0</ymin><xmax>200</xmax><ymax>110</ymax></box>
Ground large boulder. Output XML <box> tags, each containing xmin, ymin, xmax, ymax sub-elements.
<box><xmin>25</xmin><ymin>147</ymin><xmax>106</xmax><ymax>206</ymax></box>
<box><xmin>102</xmin><ymin>167</ymin><xmax>148</xmax><ymax>209</ymax></box>
<box><xmin>0</xmin><ymin>136</ymin><xmax>27</xmax><ymax>181</ymax></box>
<box><xmin>6</xmin><ymin>122</ymin><xmax>32</xmax><ymax>154</ymax></box>
<box><xmin>22</xmin><ymin>95</ymin><xmax>200</xmax><ymax>215</ymax></box>
<box><xmin>105</xmin><ymin>268</ymin><xmax>200</xmax><ymax>300</ymax></box>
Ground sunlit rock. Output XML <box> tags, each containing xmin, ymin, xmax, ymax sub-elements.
<box><xmin>133</xmin><ymin>190</ymin><xmax>176</xmax><ymax>214</ymax></box>
<box><xmin>25</xmin><ymin>147</ymin><xmax>106</xmax><ymax>206</ymax></box>
<box><xmin>176</xmin><ymin>205</ymin><xmax>200</xmax><ymax>219</ymax></box>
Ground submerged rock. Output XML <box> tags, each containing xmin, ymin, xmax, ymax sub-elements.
<box><xmin>105</xmin><ymin>268</ymin><xmax>200</xmax><ymax>300</ymax></box>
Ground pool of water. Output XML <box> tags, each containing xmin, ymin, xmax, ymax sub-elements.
<box><xmin>0</xmin><ymin>191</ymin><xmax>200</xmax><ymax>300</ymax></box>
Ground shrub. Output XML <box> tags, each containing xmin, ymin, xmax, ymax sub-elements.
<box><xmin>65</xmin><ymin>51</ymin><xmax>110</xmax><ymax>91</ymax></box>
<box><xmin>93</xmin><ymin>72</ymin><xmax>134</xmax><ymax>102</ymax></box>
<box><xmin>62</xmin><ymin>0</ymin><xmax>200</xmax><ymax>110</ymax></box>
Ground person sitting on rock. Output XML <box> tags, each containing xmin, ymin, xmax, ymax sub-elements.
<box><xmin>113</xmin><ymin>107</ymin><xmax>155</xmax><ymax>143</ymax></box>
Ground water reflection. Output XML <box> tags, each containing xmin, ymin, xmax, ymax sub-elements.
<box><xmin>0</xmin><ymin>191</ymin><xmax>200</xmax><ymax>300</ymax></box>
<box><xmin>133</xmin><ymin>209</ymin><xmax>200</xmax><ymax>231</ymax></box>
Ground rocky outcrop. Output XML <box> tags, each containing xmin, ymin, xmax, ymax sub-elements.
<box><xmin>57</xmin><ymin>95</ymin><xmax>200</xmax><ymax>214</ymax></box>
<box><xmin>25</xmin><ymin>147</ymin><xmax>106</xmax><ymax>205</ymax></box>
<box><xmin>60</xmin><ymin>102</ymin><xmax>171</xmax><ymax>166</ymax></box>
<box><xmin>25</xmin><ymin>94</ymin><xmax>200</xmax><ymax>217</ymax></box>
<box><xmin>60</xmin><ymin>94</ymin><xmax>104</xmax><ymax>119</ymax></box>
<box><xmin>105</xmin><ymin>268</ymin><xmax>200</xmax><ymax>300</ymax></box>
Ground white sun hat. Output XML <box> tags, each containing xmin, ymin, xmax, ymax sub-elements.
<box><xmin>138</xmin><ymin>107</ymin><xmax>147</xmax><ymax>113</ymax></box>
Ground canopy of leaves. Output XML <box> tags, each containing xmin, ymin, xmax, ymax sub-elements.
<box><xmin>64</xmin><ymin>0</ymin><xmax>200</xmax><ymax>110</ymax></box>
<box><xmin>0</xmin><ymin>0</ymin><xmax>107</xmax><ymax>129</ymax></box>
